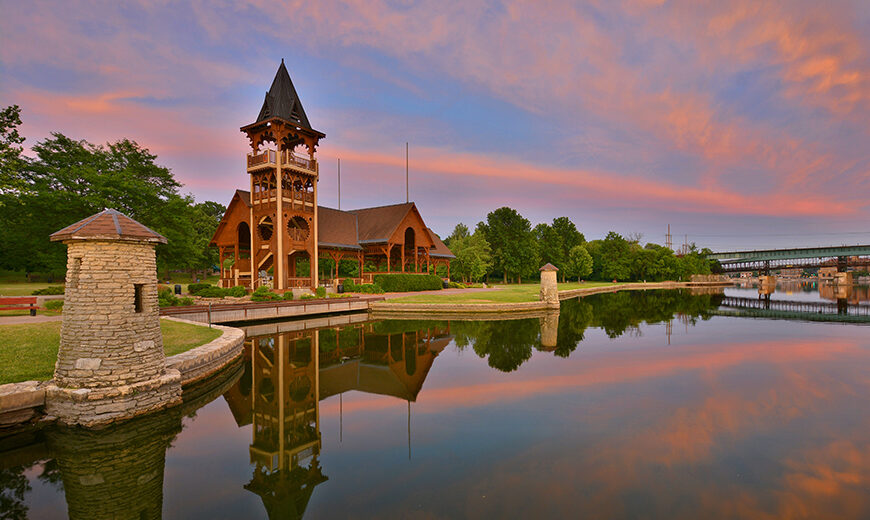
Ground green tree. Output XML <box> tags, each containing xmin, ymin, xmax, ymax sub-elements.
<box><xmin>0</xmin><ymin>132</ymin><xmax>219</xmax><ymax>275</ymax></box>
<box><xmin>534</xmin><ymin>222</ymin><xmax>564</xmax><ymax>275</ymax></box>
<box><xmin>596</xmin><ymin>232</ymin><xmax>632</xmax><ymax>281</ymax></box>
<box><xmin>479</xmin><ymin>207</ymin><xmax>539</xmax><ymax>283</ymax></box>
<box><xmin>0</xmin><ymin>105</ymin><xmax>25</xmax><ymax>193</ymax></box>
<box><xmin>449</xmin><ymin>229</ymin><xmax>492</xmax><ymax>282</ymax></box>
<box><xmin>551</xmin><ymin>216</ymin><xmax>584</xmax><ymax>281</ymax></box>
<box><xmin>444</xmin><ymin>222</ymin><xmax>469</xmax><ymax>249</ymax></box>
<box><xmin>564</xmin><ymin>244</ymin><xmax>593</xmax><ymax>280</ymax></box>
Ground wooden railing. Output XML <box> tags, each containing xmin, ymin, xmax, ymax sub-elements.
<box><xmin>247</xmin><ymin>149</ymin><xmax>276</xmax><ymax>168</ymax></box>
<box><xmin>287</xmin><ymin>277</ymin><xmax>312</xmax><ymax>288</ymax></box>
<box><xmin>281</xmin><ymin>150</ymin><xmax>317</xmax><ymax>173</ymax></box>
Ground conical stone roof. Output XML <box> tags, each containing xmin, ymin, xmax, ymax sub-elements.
<box><xmin>50</xmin><ymin>209</ymin><xmax>167</xmax><ymax>244</ymax></box>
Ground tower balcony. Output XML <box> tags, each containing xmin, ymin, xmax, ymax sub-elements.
<box><xmin>281</xmin><ymin>150</ymin><xmax>318</xmax><ymax>175</ymax></box>
<box><xmin>246</xmin><ymin>150</ymin><xmax>318</xmax><ymax>175</ymax></box>
<box><xmin>247</xmin><ymin>150</ymin><xmax>276</xmax><ymax>172</ymax></box>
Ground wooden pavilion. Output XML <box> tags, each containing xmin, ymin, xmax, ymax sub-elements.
<box><xmin>211</xmin><ymin>60</ymin><xmax>453</xmax><ymax>291</ymax></box>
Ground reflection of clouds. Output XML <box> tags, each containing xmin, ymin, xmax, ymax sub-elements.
<box><xmin>321</xmin><ymin>334</ymin><xmax>870</xmax><ymax>517</ymax></box>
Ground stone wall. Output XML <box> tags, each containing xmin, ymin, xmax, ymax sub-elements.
<box><xmin>56</xmin><ymin>240</ymin><xmax>166</xmax><ymax>388</ymax></box>
<box><xmin>163</xmin><ymin>317</ymin><xmax>246</xmax><ymax>386</ymax></box>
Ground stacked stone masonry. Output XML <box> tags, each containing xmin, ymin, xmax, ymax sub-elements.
<box><xmin>56</xmin><ymin>241</ymin><xmax>166</xmax><ymax>388</ymax></box>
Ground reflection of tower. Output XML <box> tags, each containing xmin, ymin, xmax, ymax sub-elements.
<box><xmin>539</xmin><ymin>311</ymin><xmax>560</xmax><ymax>350</ymax></box>
<box><xmin>46</xmin><ymin>408</ymin><xmax>182</xmax><ymax>520</ymax></box>
<box><xmin>666</xmin><ymin>319</ymin><xmax>673</xmax><ymax>345</ymax></box>
<box><xmin>246</xmin><ymin>330</ymin><xmax>326</xmax><ymax>519</ymax></box>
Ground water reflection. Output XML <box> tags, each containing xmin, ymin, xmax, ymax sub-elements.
<box><xmin>6</xmin><ymin>288</ymin><xmax>870</xmax><ymax>518</ymax></box>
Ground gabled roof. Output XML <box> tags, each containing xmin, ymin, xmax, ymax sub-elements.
<box><xmin>318</xmin><ymin>206</ymin><xmax>361</xmax><ymax>250</ymax></box>
<box><xmin>348</xmin><ymin>202</ymin><xmax>415</xmax><ymax>243</ymax></box>
<box><xmin>427</xmin><ymin>228</ymin><xmax>456</xmax><ymax>259</ymax></box>
<box><xmin>50</xmin><ymin>208</ymin><xmax>167</xmax><ymax>244</ymax></box>
<box><xmin>214</xmin><ymin>191</ymin><xmax>452</xmax><ymax>256</ymax></box>
<box><xmin>254</xmin><ymin>59</ymin><xmax>313</xmax><ymax>130</ymax></box>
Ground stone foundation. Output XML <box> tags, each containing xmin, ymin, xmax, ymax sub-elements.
<box><xmin>44</xmin><ymin>370</ymin><xmax>182</xmax><ymax>428</ymax></box>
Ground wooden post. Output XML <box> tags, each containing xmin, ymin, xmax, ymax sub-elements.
<box><xmin>276</xmin><ymin>147</ymin><xmax>285</xmax><ymax>290</ymax></box>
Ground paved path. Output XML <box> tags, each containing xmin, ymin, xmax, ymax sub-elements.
<box><xmin>0</xmin><ymin>314</ymin><xmax>63</xmax><ymax>325</ymax></box>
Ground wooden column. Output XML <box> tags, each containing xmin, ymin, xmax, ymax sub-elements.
<box><xmin>312</xmin><ymin>158</ymin><xmax>319</xmax><ymax>291</ymax></box>
<box><xmin>276</xmin><ymin>148</ymin><xmax>285</xmax><ymax>290</ymax></box>
<box><xmin>401</xmin><ymin>244</ymin><xmax>405</xmax><ymax>273</ymax></box>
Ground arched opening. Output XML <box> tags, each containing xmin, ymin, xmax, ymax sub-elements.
<box><xmin>258</xmin><ymin>216</ymin><xmax>273</xmax><ymax>241</ymax></box>
<box><xmin>404</xmin><ymin>227</ymin><xmax>416</xmax><ymax>272</ymax></box>
<box><xmin>237</xmin><ymin>222</ymin><xmax>251</xmax><ymax>249</ymax></box>
<box><xmin>287</xmin><ymin>215</ymin><xmax>310</xmax><ymax>242</ymax></box>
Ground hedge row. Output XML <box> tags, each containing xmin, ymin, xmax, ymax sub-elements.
<box><xmin>343</xmin><ymin>279</ymin><xmax>385</xmax><ymax>294</ymax></box>
<box><xmin>371</xmin><ymin>274</ymin><xmax>443</xmax><ymax>292</ymax></box>
<box><xmin>189</xmin><ymin>283</ymin><xmax>247</xmax><ymax>298</ymax></box>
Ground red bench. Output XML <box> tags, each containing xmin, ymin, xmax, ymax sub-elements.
<box><xmin>0</xmin><ymin>297</ymin><xmax>40</xmax><ymax>316</ymax></box>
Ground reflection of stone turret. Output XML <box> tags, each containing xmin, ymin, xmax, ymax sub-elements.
<box><xmin>538</xmin><ymin>310</ymin><xmax>560</xmax><ymax>351</ymax></box>
<box><xmin>45</xmin><ymin>408</ymin><xmax>182</xmax><ymax>520</ymax></box>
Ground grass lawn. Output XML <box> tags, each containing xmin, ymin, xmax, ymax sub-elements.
<box><xmin>0</xmin><ymin>318</ymin><xmax>223</xmax><ymax>384</ymax></box>
<box><xmin>0</xmin><ymin>282</ymin><xmax>64</xmax><ymax>296</ymax></box>
<box><xmin>387</xmin><ymin>281</ymin><xmax>621</xmax><ymax>304</ymax></box>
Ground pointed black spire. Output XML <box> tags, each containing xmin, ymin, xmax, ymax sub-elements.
<box><xmin>255</xmin><ymin>60</ymin><xmax>313</xmax><ymax>130</ymax></box>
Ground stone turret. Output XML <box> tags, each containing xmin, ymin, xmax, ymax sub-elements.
<box><xmin>539</xmin><ymin>263</ymin><xmax>559</xmax><ymax>308</ymax></box>
<box><xmin>44</xmin><ymin>209</ymin><xmax>182</xmax><ymax>427</ymax></box>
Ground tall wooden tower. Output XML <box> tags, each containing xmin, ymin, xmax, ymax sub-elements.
<box><xmin>241</xmin><ymin>60</ymin><xmax>325</xmax><ymax>291</ymax></box>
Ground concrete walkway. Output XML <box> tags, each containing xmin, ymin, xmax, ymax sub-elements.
<box><xmin>0</xmin><ymin>314</ymin><xmax>63</xmax><ymax>325</ymax></box>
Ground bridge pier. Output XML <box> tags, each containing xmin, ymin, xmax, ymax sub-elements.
<box><xmin>758</xmin><ymin>275</ymin><xmax>776</xmax><ymax>295</ymax></box>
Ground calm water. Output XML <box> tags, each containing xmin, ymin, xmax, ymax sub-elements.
<box><xmin>4</xmin><ymin>287</ymin><xmax>870</xmax><ymax>519</ymax></box>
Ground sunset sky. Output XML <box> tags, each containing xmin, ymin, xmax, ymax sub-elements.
<box><xmin>2</xmin><ymin>1</ymin><xmax>870</xmax><ymax>250</ymax></box>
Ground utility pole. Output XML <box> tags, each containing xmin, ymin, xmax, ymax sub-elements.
<box><xmin>405</xmin><ymin>142</ymin><xmax>409</xmax><ymax>203</ymax></box>
<box><xmin>337</xmin><ymin>158</ymin><xmax>341</xmax><ymax>210</ymax></box>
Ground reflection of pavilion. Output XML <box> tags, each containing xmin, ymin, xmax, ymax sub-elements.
<box><xmin>235</xmin><ymin>322</ymin><xmax>452</xmax><ymax>519</ymax></box>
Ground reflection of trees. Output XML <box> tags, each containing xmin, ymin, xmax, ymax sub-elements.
<box><xmin>554</xmin><ymin>298</ymin><xmax>593</xmax><ymax>358</ymax></box>
<box><xmin>587</xmin><ymin>289</ymin><xmax>722</xmax><ymax>338</ymax></box>
<box><xmin>452</xmin><ymin>319</ymin><xmax>539</xmax><ymax>372</ymax></box>
<box><xmin>0</xmin><ymin>466</ymin><xmax>30</xmax><ymax>520</ymax></box>
<box><xmin>450</xmin><ymin>290</ymin><xmax>723</xmax><ymax>371</ymax></box>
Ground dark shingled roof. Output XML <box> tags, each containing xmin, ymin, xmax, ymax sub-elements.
<box><xmin>232</xmin><ymin>191</ymin><xmax>452</xmax><ymax>255</ymax></box>
<box><xmin>540</xmin><ymin>263</ymin><xmax>559</xmax><ymax>271</ymax></box>
<box><xmin>318</xmin><ymin>206</ymin><xmax>361</xmax><ymax>250</ymax></box>
<box><xmin>349</xmin><ymin>202</ymin><xmax>415</xmax><ymax>243</ymax></box>
<box><xmin>426</xmin><ymin>228</ymin><xmax>456</xmax><ymax>258</ymax></box>
<box><xmin>254</xmin><ymin>59</ymin><xmax>313</xmax><ymax>130</ymax></box>
<box><xmin>50</xmin><ymin>209</ymin><xmax>167</xmax><ymax>243</ymax></box>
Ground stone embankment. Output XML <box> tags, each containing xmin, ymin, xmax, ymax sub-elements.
<box><xmin>371</xmin><ymin>280</ymin><xmax>734</xmax><ymax>316</ymax></box>
<box><xmin>0</xmin><ymin>319</ymin><xmax>245</xmax><ymax>428</ymax></box>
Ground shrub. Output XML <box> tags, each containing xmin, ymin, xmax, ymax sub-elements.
<box><xmin>372</xmin><ymin>274</ymin><xmax>443</xmax><ymax>292</ymax></box>
<box><xmin>447</xmin><ymin>281</ymin><xmax>465</xmax><ymax>289</ymax></box>
<box><xmin>282</xmin><ymin>291</ymin><xmax>295</xmax><ymax>300</ymax></box>
<box><xmin>251</xmin><ymin>285</ymin><xmax>280</xmax><ymax>301</ymax></box>
<box><xmin>227</xmin><ymin>285</ymin><xmax>248</xmax><ymax>297</ymax></box>
<box><xmin>158</xmin><ymin>288</ymin><xmax>177</xmax><ymax>307</ymax></box>
<box><xmin>342</xmin><ymin>278</ymin><xmax>385</xmax><ymax>294</ymax></box>
<box><xmin>300</xmin><ymin>293</ymin><xmax>316</xmax><ymax>300</ymax></box>
<box><xmin>45</xmin><ymin>299</ymin><xmax>64</xmax><ymax>311</ymax></box>
<box><xmin>328</xmin><ymin>293</ymin><xmax>352</xmax><ymax>299</ymax></box>
<box><xmin>315</xmin><ymin>287</ymin><xmax>327</xmax><ymax>299</ymax></box>
<box><xmin>177</xmin><ymin>297</ymin><xmax>195</xmax><ymax>306</ymax></box>
<box><xmin>197</xmin><ymin>286</ymin><xmax>227</xmax><ymax>298</ymax></box>
<box><xmin>32</xmin><ymin>286</ymin><xmax>64</xmax><ymax>295</ymax></box>
<box><xmin>187</xmin><ymin>283</ymin><xmax>214</xmax><ymax>295</ymax></box>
